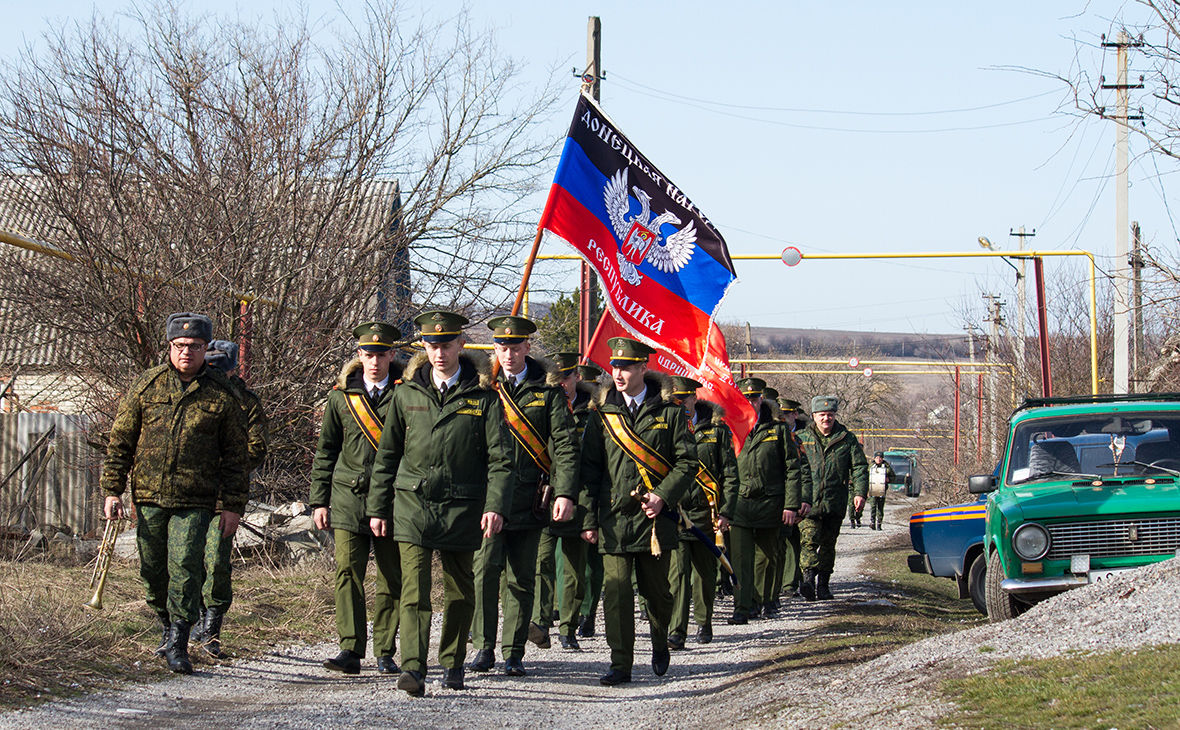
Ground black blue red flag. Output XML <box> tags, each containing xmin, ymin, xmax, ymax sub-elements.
<box><xmin>538</xmin><ymin>92</ymin><xmax>738</xmax><ymax>372</ymax></box>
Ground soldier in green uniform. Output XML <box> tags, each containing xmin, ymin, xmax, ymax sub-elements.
<box><xmin>667</xmin><ymin>376</ymin><xmax>736</xmax><ymax>648</ymax></box>
<box><xmin>776</xmin><ymin>397</ymin><xmax>807</xmax><ymax>599</ymax></box>
<box><xmin>368</xmin><ymin>310</ymin><xmax>512</xmax><ymax>697</ymax></box>
<box><xmin>309</xmin><ymin>322</ymin><xmax>403</xmax><ymax>676</ymax></box>
<box><xmin>575</xmin><ymin>362</ymin><xmax>606</xmax><ymax>640</ymax></box>
<box><xmin>796</xmin><ymin>395</ymin><xmax>868</xmax><ymax>601</ymax></box>
<box><xmin>469</xmin><ymin>316</ymin><xmax>579</xmax><ymax>677</ymax></box>
<box><xmin>192</xmin><ymin>340</ymin><xmax>268</xmax><ymax>659</ymax></box>
<box><xmin>722</xmin><ymin>378</ymin><xmax>808</xmax><ymax>624</ymax></box>
<box><xmin>580</xmin><ymin>337</ymin><xmax>695</xmax><ymax>686</ymax></box>
<box><xmin>100</xmin><ymin>312</ymin><xmax>249</xmax><ymax>675</ymax></box>
<box><xmin>530</xmin><ymin>351</ymin><xmax>594</xmax><ymax>651</ymax></box>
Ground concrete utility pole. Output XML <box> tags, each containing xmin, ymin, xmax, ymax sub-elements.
<box><xmin>1010</xmin><ymin>227</ymin><xmax>1034</xmax><ymax>381</ymax></box>
<box><xmin>983</xmin><ymin>295</ymin><xmax>1005</xmax><ymax>461</ymax></box>
<box><xmin>1102</xmin><ymin>31</ymin><xmax>1144</xmax><ymax>394</ymax></box>
<box><xmin>1131</xmin><ymin>220</ymin><xmax>1145</xmax><ymax>391</ymax></box>
<box><xmin>577</xmin><ymin>17</ymin><xmax>603</xmax><ymax>354</ymax></box>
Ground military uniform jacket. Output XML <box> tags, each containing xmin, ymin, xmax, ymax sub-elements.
<box><xmin>580</xmin><ymin>374</ymin><xmax>696</xmax><ymax>554</ymax></box>
<box><xmin>495</xmin><ymin>355</ymin><xmax>580</xmax><ymax>531</ymax></box>
<box><xmin>796</xmin><ymin>420</ymin><xmax>869</xmax><ymax>517</ymax></box>
<box><xmin>545</xmin><ymin>382</ymin><xmax>594</xmax><ymax>539</ymax></box>
<box><xmin>100</xmin><ymin>363</ymin><xmax>250</xmax><ymax>514</ymax></box>
<box><xmin>368</xmin><ymin>353</ymin><xmax>511</xmax><ymax>552</ymax></box>
<box><xmin>725</xmin><ymin>401</ymin><xmax>806</xmax><ymax>529</ymax></box>
<box><xmin>681</xmin><ymin>400</ymin><xmax>737</xmax><ymax>538</ymax></box>
<box><xmin>308</xmin><ymin>359</ymin><xmax>400</xmax><ymax>535</ymax></box>
<box><xmin>229</xmin><ymin>374</ymin><xmax>268</xmax><ymax>472</ymax></box>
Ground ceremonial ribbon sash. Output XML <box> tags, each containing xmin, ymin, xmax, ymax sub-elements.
<box><xmin>344</xmin><ymin>392</ymin><xmax>384</xmax><ymax>451</ymax></box>
<box><xmin>695</xmin><ymin>463</ymin><xmax>726</xmax><ymax>549</ymax></box>
<box><xmin>601</xmin><ymin>411</ymin><xmax>672</xmax><ymax>487</ymax></box>
<box><xmin>498</xmin><ymin>387</ymin><xmax>552</xmax><ymax>475</ymax></box>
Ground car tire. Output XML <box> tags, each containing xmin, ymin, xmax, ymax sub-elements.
<box><xmin>967</xmin><ymin>552</ymin><xmax>987</xmax><ymax>615</ymax></box>
<box><xmin>984</xmin><ymin>549</ymin><xmax>1027</xmax><ymax>622</ymax></box>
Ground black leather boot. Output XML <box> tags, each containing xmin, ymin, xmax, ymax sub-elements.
<box><xmin>190</xmin><ymin>608</ymin><xmax>207</xmax><ymax>644</ymax></box>
<box><xmin>164</xmin><ymin>620</ymin><xmax>194</xmax><ymax>674</ymax></box>
<box><xmin>155</xmin><ymin>616</ymin><xmax>170</xmax><ymax>657</ymax></box>
<box><xmin>817</xmin><ymin>572</ymin><xmax>834</xmax><ymax>601</ymax></box>
<box><xmin>201</xmin><ymin>607</ymin><xmax>224</xmax><ymax>659</ymax></box>
<box><xmin>800</xmin><ymin>570</ymin><xmax>817</xmax><ymax>601</ymax></box>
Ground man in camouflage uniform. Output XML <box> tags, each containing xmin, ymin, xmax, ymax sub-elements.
<box><xmin>795</xmin><ymin>395</ymin><xmax>868</xmax><ymax>601</ymax></box>
<box><xmin>581</xmin><ymin>337</ymin><xmax>695</xmax><ymax>686</ymax></box>
<box><xmin>101</xmin><ymin>312</ymin><xmax>249</xmax><ymax>675</ymax></box>
<box><xmin>192</xmin><ymin>340</ymin><xmax>268</xmax><ymax>659</ymax></box>
<box><xmin>309</xmin><ymin>322</ymin><xmax>403</xmax><ymax>675</ymax></box>
<box><xmin>368</xmin><ymin>310</ymin><xmax>512</xmax><ymax>697</ymax></box>
<box><xmin>531</xmin><ymin>351</ymin><xmax>593</xmax><ymax>651</ymax></box>
<box><xmin>723</xmin><ymin>378</ymin><xmax>808</xmax><ymax>624</ymax></box>
<box><xmin>469</xmin><ymin>316</ymin><xmax>579</xmax><ymax>677</ymax></box>
<box><xmin>667</xmin><ymin>376</ymin><xmax>736</xmax><ymax>648</ymax></box>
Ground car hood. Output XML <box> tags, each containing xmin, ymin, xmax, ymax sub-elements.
<box><xmin>999</xmin><ymin>479</ymin><xmax>1180</xmax><ymax>521</ymax></box>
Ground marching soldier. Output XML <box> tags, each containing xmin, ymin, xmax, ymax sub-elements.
<box><xmin>796</xmin><ymin>395</ymin><xmax>869</xmax><ymax>601</ymax></box>
<box><xmin>868</xmin><ymin>451</ymin><xmax>896</xmax><ymax>530</ymax></box>
<box><xmin>469</xmin><ymin>317</ymin><xmax>579</xmax><ymax>677</ymax></box>
<box><xmin>580</xmin><ymin>337</ymin><xmax>695</xmax><ymax>686</ymax></box>
<box><xmin>576</xmin><ymin>362</ymin><xmax>607</xmax><ymax>639</ymax></box>
<box><xmin>722</xmin><ymin>378</ymin><xmax>807</xmax><ymax>624</ymax></box>
<box><xmin>531</xmin><ymin>352</ymin><xmax>593</xmax><ymax>651</ymax></box>
<box><xmin>193</xmin><ymin>340</ymin><xmax>269</xmax><ymax>659</ymax></box>
<box><xmin>309</xmin><ymin>322</ymin><xmax>403</xmax><ymax>676</ymax></box>
<box><xmin>368</xmin><ymin>310</ymin><xmax>512</xmax><ymax>697</ymax></box>
<box><xmin>100</xmin><ymin>312</ymin><xmax>249</xmax><ymax>675</ymax></box>
<box><xmin>776</xmin><ymin>397</ymin><xmax>807</xmax><ymax>599</ymax></box>
<box><xmin>667</xmin><ymin>376</ymin><xmax>735</xmax><ymax>648</ymax></box>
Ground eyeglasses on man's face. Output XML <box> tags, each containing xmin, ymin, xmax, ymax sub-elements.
<box><xmin>170</xmin><ymin>341</ymin><xmax>207</xmax><ymax>353</ymax></box>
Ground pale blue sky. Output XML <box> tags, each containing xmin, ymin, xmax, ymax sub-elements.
<box><xmin>3</xmin><ymin>1</ymin><xmax>1169</xmax><ymax>335</ymax></box>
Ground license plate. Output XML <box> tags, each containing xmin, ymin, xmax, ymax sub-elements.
<box><xmin>1088</xmin><ymin>567</ymin><xmax>1133</xmax><ymax>583</ymax></box>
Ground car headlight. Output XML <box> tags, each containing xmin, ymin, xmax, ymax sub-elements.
<box><xmin>1012</xmin><ymin>522</ymin><xmax>1050</xmax><ymax>560</ymax></box>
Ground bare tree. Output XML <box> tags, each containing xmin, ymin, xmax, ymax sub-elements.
<box><xmin>0</xmin><ymin>2</ymin><xmax>561</xmax><ymax>500</ymax></box>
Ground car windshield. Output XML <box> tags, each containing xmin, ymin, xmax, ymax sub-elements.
<box><xmin>1006</xmin><ymin>411</ymin><xmax>1180</xmax><ymax>484</ymax></box>
<box><xmin>886</xmin><ymin>458</ymin><xmax>911</xmax><ymax>476</ymax></box>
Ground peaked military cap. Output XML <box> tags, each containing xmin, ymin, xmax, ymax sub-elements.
<box><xmin>165</xmin><ymin>312</ymin><xmax>213</xmax><ymax>343</ymax></box>
<box><xmin>415</xmin><ymin>310</ymin><xmax>468</xmax><ymax>343</ymax></box>
<box><xmin>762</xmin><ymin>386</ymin><xmax>780</xmax><ymax>402</ymax></box>
<box><xmin>550</xmin><ymin>351</ymin><xmax>581</xmax><ymax>375</ymax></box>
<box><xmin>670</xmin><ymin>376</ymin><xmax>703</xmax><ymax>397</ymax></box>
<box><xmin>811</xmin><ymin>394</ymin><xmax>839</xmax><ymax>413</ymax></box>
<box><xmin>778</xmin><ymin>397</ymin><xmax>802</xmax><ymax>411</ymax></box>
<box><xmin>607</xmin><ymin>337</ymin><xmax>654</xmax><ymax>366</ymax></box>
<box><xmin>487</xmin><ymin>315</ymin><xmax>536</xmax><ymax>344</ymax></box>
<box><xmin>577</xmin><ymin>363</ymin><xmax>603</xmax><ymax>381</ymax></box>
<box><xmin>353</xmin><ymin>321</ymin><xmax>401</xmax><ymax>352</ymax></box>
<box><xmin>737</xmin><ymin>377</ymin><xmax>767</xmax><ymax>396</ymax></box>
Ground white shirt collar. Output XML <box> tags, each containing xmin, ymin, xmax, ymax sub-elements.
<box><xmin>433</xmin><ymin>369</ymin><xmax>461</xmax><ymax>391</ymax></box>
<box><xmin>624</xmin><ymin>389</ymin><xmax>646</xmax><ymax>410</ymax></box>
<box><xmin>504</xmin><ymin>367</ymin><xmax>528</xmax><ymax>386</ymax></box>
<box><xmin>363</xmin><ymin>375</ymin><xmax>390</xmax><ymax>392</ymax></box>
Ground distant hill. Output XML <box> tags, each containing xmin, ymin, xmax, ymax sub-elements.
<box><xmin>734</xmin><ymin>324</ymin><xmax>971</xmax><ymax>359</ymax></box>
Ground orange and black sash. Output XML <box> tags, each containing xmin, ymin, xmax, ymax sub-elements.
<box><xmin>498</xmin><ymin>388</ymin><xmax>552</xmax><ymax>475</ymax></box>
<box><xmin>344</xmin><ymin>392</ymin><xmax>384</xmax><ymax>451</ymax></box>
<box><xmin>696</xmin><ymin>463</ymin><xmax>721</xmax><ymax>507</ymax></box>
<box><xmin>601</xmin><ymin>411</ymin><xmax>672</xmax><ymax>487</ymax></box>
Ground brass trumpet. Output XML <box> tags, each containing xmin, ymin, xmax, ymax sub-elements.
<box><xmin>84</xmin><ymin>517</ymin><xmax>123</xmax><ymax>610</ymax></box>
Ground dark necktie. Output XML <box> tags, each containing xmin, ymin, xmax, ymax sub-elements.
<box><xmin>629</xmin><ymin>400</ymin><xmax>639</xmax><ymax>417</ymax></box>
<box><xmin>370</xmin><ymin>386</ymin><xmax>381</xmax><ymax>401</ymax></box>
<box><xmin>440</xmin><ymin>383</ymin><xmax>449</xmax><ymax>400</ymax></box>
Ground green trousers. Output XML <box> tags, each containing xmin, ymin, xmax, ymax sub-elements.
<box><xmin>333</xmin><ymin>528</ymin><xmax>400</xmax><ymax>656</ymax></box>
<box><xmin>201</xmin><ymin>515</ymin><xmax>234</xmax><ymax>612</ymax></box>
<box><xmin>580</xmin><ymin>545</ymin><xmax>604</xmax><ymax>623</ymax></box>
<box><xmin>668</xmin><ymin>537</ymin><xmax>717</xmax><ymax>637</ymax></box>
<box><xmin>400</xmin><ymin>542</ymin><xmax>473</xmax><ymax>674</ymax></box>
<box><xmin>731</xmin><ymin>524</ymin><xmax>780</xmax><ymax>614</ymax></box>
<box><xmin>533</xmin><ymin>532</ymin><xmax>588</xmax><ymax>635</ymax></box>
<box><xmin>602</xmin><ymin>551</ymin><xmax>672</xmax><ymax>674</ymax></box>
<box><xmin>136</xmin><ymin>505</ymin><xmax>212</xmax><ymax>624</ymax></box>
<box><xmin>847</xmin><ymin>491</ymin><xmax>865</xmax><ymax>522</ymax></box>
<box><xmin>870</xmin><ymin>496</ymin><xmax>886</xmax><ymax>526</ymax></box>
<box><xmin>780</xmin><ymin>524</ymin><xmax>802</xmax><ymax>592</ymax></box>
<box><xmin>800</xmin><ymin>512</ymin><xmax>844</xmax><ymax>573</ymax></box>
<box><xmin>472</xmin><ymin>528</ymin><xmax>541</xmax><ymax>660</ymax></box>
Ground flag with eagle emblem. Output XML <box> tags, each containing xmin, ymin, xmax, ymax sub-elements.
<box><xmin>538</xmin><ymin>92</ymin><xmax>738</xmax><ymax>372</ymax></box>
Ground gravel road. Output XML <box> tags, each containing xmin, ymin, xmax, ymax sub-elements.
<box><xmin>4</xmin><ymin>498</ymin><xmax>1174</xmax><ymax>729</ymax></box>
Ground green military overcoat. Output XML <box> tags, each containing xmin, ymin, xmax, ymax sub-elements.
<box><xmin>544</xmin><ymin>380</ymin><xmax>595</xmax><ymax>539</ymax></box>
<box><xmin>795</xmin><ymin>419</ymin><xmax>869</xmax><ymax>517</ymax></box>
<box><xmin>681</xmin><ymin>400</ymin><xmax>737</xmax><ymax>538</ymax></box>
<box><xmin>724</xmin><ymin>402</ymin><xmax>806</xmax><ymax>529</ymax></box>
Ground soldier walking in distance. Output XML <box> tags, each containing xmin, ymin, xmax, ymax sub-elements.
<box><xmin>310</xmin><ymin>322</ymin><xmax>403</xmax><ymax>676</ymax></box>
<box><xmin>192</xmin><ymin>340</ymin><xmax>268</xmax><ymax>659</ymax></box>
<box><xmin>796</xmin><ymin>395</ymin><xmax>868</xmax><ymax>601</ymax></box>
<box><xmin>531</xmin><ymin>351</ymin><xmax>594</xmax><ymax>651</ymax></box>
<box><xmin>667</xmin><ymin>377</ymin><xmax>735</xmax><ymax>648</ymax></box>
<box><xmin>469</xmin><ymin>317</ymin><xmax>579</xmax><ymax>677</ymax></box>
<box><xmin>575</xmin><ymin>362</ymin><xmax>607</xmax><ymax>639</ymax></box>
<box><xmin>723</xmin><ymin>378</ymin><xmax>808</xmax><ymax>624</ymax></box>
<box><xmin>775</xmin><ymin>397</ymin><xmax>807</xmax><ymax>599</ymax></box>
<box><xmin>368</xmin><ymin>311</ymin><xmax>511</xmax><ymax>697</ymax></box>
<box><xmin>100</xmin><ymin>313</ymin><xmax>249</xmax><ymax>675</ymax></box>
<box><xmin>580</xmin><ymin>337</ymin><xmax>695</xmax><ymax>686</ymax></box>
<box><xmin>868</xmin><ymin>451</ymin><xmax>895</xmax><ymax>531</ymax></box>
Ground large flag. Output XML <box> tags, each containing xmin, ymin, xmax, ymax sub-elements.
<box><xmin>587</xmin><ymin>311</ymin><xmax>756</xmax><ymax>450</ymax></box>
<box><xmin>538</xmin><ymin>93</ymin><xmax>737</xmax><ymax>373</ymax></box>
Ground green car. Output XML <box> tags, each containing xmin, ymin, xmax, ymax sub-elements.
<box><xmin>969</xmin><ymin>393</ymin><xmax>1180</xmax><ymax>622</ymax></box>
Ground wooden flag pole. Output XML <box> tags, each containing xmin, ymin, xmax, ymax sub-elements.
<box><xmin>492</xmin><ymin>225</ymin><xmax>547</xmax><ymax>384</ymax></box>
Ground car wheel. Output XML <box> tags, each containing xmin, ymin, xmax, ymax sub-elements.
<box><xmin>967</xmin><ymin>552</ymin><xmax>987</xmax><ymax>615</ymax></box>
<box><xmin>984</xmin><ymin>549</ymin><xmax>1027</xmax><ymax>622</ymax></box>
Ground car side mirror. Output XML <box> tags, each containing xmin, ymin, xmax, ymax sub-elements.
<box><xmin>968</xmin><ymin>474</ymin><xmax>996</xmax><ymax>494</ymax></box>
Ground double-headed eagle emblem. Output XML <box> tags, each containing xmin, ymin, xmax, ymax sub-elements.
<box><xmin>603</xmin><ymin>168</ymin><xmax>696</xmax><ymax>286</ymax></box>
